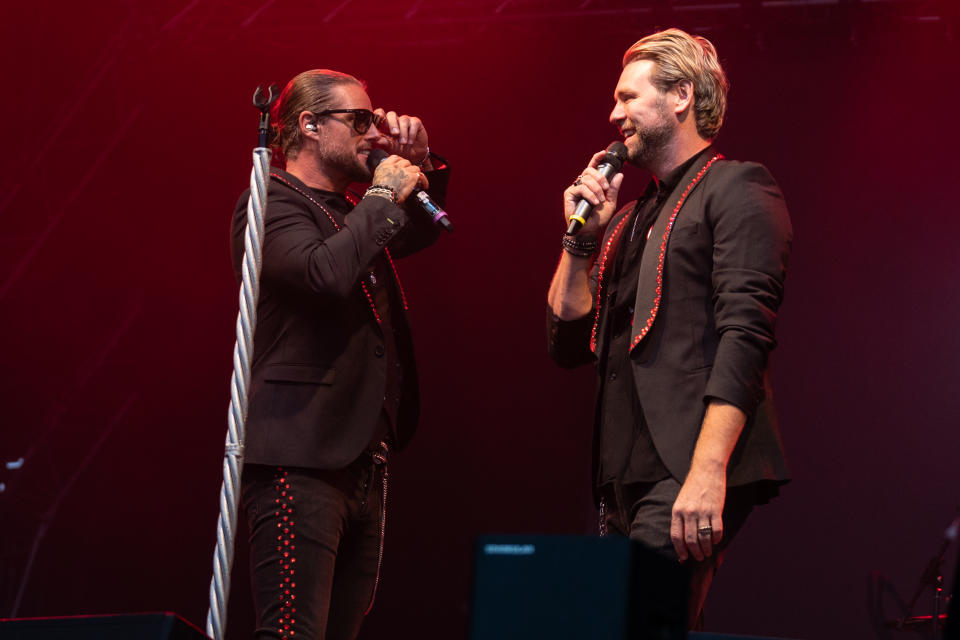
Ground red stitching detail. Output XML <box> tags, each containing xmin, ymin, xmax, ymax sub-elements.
<box><xmin>270</xmin><ymin>173</ymin><xmax>384</xmax><ymax>324</ymax></box>
<box><xmin>382</xmin><ymin>248</ymin><xmax>408</xmax><ymax>310</ymax></box>
<box><xmin>589</xmin><ymin>214</ymin><xmax>631</xmax><ymax>354</ymax></box>
<box><xmin>274</xmin><ymin>467</ymin><xmax>296</xmax><ymax>640</ymax></box>
<box><xmin>271</xmin><ymin>173</ymin><xmax>341</xmax><ymax>231</ymax></box>
<box><xmin>629</xmin><ymin>154</ymin><xmax>723</xmax><ymax>352</ymax></box>
<box><xmin>360</xmin><ymin>281</ymin><xmax>382</xmax><ymax>323</ymax></box>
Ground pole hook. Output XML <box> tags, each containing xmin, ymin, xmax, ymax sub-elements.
<box><xmin>253</xmin><ymin>84</ymin><xmax>281</xmax><ymax>148</ymax></box>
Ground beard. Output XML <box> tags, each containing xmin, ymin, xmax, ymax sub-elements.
<box><xmin>625</xmin><ymin>97</ymin><xmax>675</xmax><ymax>168</ymax></box>
<box><xmin>318</xmin><ymin>139</ymin><xmax>372</xmax><ymax>184</ymax></box>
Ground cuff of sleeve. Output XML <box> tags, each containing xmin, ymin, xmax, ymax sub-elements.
<box><xmin>551</xmin><ymin>310</ymin><xmax>594</xmax><ymax>337</ymax></box>
<box><xmin>423</xmin><ymin>163</ymin><xmax>450</xmax><ymax>197</ymax></box>
<box><xmin>424</xmin><ymin>151</ymin><xmax>450</xmax><ymax>172</ymax></box>
<box><xmin>348</xmin><ymin>194</ymin><xmax>411</xmax><ymax>248</ymax></box>
<box><xmin>702</xmin><ymin>338</ymin><xmax>767</xmax><ymax>413</ymax></box>
<box><xmin>547</xmin><ymin>305</ymin><xmax>595</xmax><ymax>369</ymax></box>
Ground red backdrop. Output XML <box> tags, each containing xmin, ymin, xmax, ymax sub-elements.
<box><xmin>1</xmin><ymin>2</ymin><xmax>958</xmax><ymax>638</ymax></box>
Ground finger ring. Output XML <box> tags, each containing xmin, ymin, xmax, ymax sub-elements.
<box><xmin>697</xmin><ymin>526</ymin><xmax>712</xmax><ymax>537</ymax></box>
<box><xmin>573</xmin><ymin>175</ymin><xmax>584</xmax><ymax>186</ymax></box>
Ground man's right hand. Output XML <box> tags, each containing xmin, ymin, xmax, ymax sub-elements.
<box><xmin>548</xmin><ymin>150</ymin><xmax>625</xmax><ymax>321</ymax></box>
<box><xmin>562</xmin><ymin>150</ymin><xmax>624</xmax><ymax>235</ymax></box>
<box><xmin>372</xmin><ymin>154</ymin><xmax>428</xmax><ymax>204</ymax></box>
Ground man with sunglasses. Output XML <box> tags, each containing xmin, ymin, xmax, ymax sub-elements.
<box><xmin>230</xmin><ymin>69</ymin><xmax>449</xmax><ymax>640</ymax></box>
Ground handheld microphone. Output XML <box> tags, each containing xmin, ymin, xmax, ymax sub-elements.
<box><xmin>566</xmin><ymin>141</ymin><xmax>628</xmax><ymax>235</ymax></box>
<box><xmin>367</xmin><ymin>149</ymin><xmax>453</xmax><ymax>233</ymax></box>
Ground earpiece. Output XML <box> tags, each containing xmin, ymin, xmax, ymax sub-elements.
<box><xmin>305</xmin><ymin>122</ymin><xmax>317</xmax><ymax>131</ymax></box>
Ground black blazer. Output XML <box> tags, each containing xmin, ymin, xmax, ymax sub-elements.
<box><xmin>549</xmin><ymin>150</ymin><xmax>792</xmax><ymax>489</ymax></box>
<box><xmin>231</xmin><ymin>167</ymin><xmax>447</xmax><ymax>470</ymax></box>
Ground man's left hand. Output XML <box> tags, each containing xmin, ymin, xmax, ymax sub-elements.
<box><xmin>374</xmin><ymin>108</ymin><xmax>429</xmax><ymax>167</ymax></box>
<box><xmin>670</xmin><ymin>465</ymin><xmax>726</xmax><ymax>563</ymax></box>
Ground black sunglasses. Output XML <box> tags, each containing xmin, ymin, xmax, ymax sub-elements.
<box><xmin>313</xmin><ymin>109</ymin><xmax>383</xmax><ymax>134</ymax></box>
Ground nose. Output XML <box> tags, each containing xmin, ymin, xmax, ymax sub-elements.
<box><xmin>609</xmin><ymin>102</ymin><xmax>625</xmax><ymax>126</ymax></box>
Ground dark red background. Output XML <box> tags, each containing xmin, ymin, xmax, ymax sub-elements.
<box><xmin>2</xmin><ymin>1</ymin><xmax>958</xmax><ymax>638</ymax></box>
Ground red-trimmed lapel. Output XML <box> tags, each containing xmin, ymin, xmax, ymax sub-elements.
<box><xmin>628</xmin><ymin>153</ymin><xmax>724</xmax><ymax>353</ymax></box>
<box><xmin>589</xmin><ymin>207</ymin><xmax>634</xmax><ymax>355</ymax></box>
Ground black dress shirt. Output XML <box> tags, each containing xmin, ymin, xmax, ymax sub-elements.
<box><xmin>597</xmin><ymin>148</ymin><xmax>711</xmax><ymax>487</ymax></box>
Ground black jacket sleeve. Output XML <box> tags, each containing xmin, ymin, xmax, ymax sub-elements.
<box><xmin>232</xmin><ymin>183</ymin><xmax>408</xmax><ymax>299</ymax></box>
<box><xmin>546</xmin><ymin>305</ymin><xmax>596</xmax><ymax>369</ymax></box>
<box><xmin>703</xmin><ymin>162</ymin><xmax>793</xmax><ymax>411</ymax></box>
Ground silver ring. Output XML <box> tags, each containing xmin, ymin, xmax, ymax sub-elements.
<box><xmin>573</xmin><ymin>175</ymin><xmax>584</xmax><ymax>186</ymax></box>
<box><xmin>697</xmin><ymin>526</ymin><xmax>713</xmax><ymax>537</ymax></box>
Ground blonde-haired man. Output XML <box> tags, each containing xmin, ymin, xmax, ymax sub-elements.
<box><xmin>548</xmin><ymin>29</ymin><xmax>792</xmax><ymax>626</ymax></box>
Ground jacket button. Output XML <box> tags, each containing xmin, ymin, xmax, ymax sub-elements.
<box><xmin>608</xmin><ymin>371</ymin><xmax>617</xmax><ymax>381</ymax></box>
<box><xmin>374</xmin><ymin>345</ymin><xmax>385</xmax><ymax>357</ymax></box>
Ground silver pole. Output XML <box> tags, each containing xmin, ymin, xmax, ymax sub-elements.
<box><xmin>205</xmin><ymin>147</ymin><xmax>271</xmax><ymax>640</ymax></box>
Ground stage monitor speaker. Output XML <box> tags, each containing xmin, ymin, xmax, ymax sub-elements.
<box><xmin>689</xmin><ymin>634</ymin><xmax>800</xmax><ymax>639</ymax></box>
<box><xmin>469</xmin><ymin>535</ymin><xmax>688</xmax><ymax>640</ymax></box>
<box><xmin>0</xmin><ymin>612</ymin><xmax>210</xmax><ymax>639</ymax></box>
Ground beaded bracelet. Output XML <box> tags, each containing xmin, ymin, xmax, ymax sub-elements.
<box><xmin>562</xmin><ymin>234</ymin><xmax>599</xmax><ymax>258</ymax></box>
<box><xmin>365</xmin><ymin>184</ymin><xmax>398</xmax><ymax>204</ymax></box>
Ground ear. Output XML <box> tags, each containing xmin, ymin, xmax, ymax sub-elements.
<box><xmin>298</xmin><ymin>110</ymin><xmax>319</xmax><ymax>136</ymax></box>
<box><xmin>672</xmin><ymin>80</ymin><xmax>694</xmax><ymax>115</ymax></box>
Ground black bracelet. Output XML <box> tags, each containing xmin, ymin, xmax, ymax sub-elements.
<box><xmin>562</xmin><ymin>234</ymin><xmax>599</xmax><ymax>258</ymax></box>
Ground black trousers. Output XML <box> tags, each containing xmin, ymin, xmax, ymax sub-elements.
<box><xmin>600</xmin><ymin>477</ymin><xmax>755</xmax><ymax>629</ymax></box>
<box><xmin>242</xmin><ymin>453</ymin><xmax>386</xmax><ymax>640</ymax></box>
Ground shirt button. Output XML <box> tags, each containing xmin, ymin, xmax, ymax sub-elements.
<box><xmin>374</xmin><ymin>345</ymin><xmax>385</xmax><ymax>357</ymax></box>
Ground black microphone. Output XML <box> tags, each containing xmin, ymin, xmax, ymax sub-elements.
<box><xmin>566</xmin><ymin>141</ymin><xmax>628</xmax><ymax>236</ymax></box>
<box><xmin>367</xmin><ymin>149</ymin><xmax>453</xmax><ymax>233</ymax></box>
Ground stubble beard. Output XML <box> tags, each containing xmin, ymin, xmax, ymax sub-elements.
<box><xmin>318</xmin><ymin>139</ymin><xmax>372</xmax><ymax>185</ymax></box>
<box><xmin>626</xmin><ymin>98</ymin><xmax>675</xmax><ymax>169</ymax></box>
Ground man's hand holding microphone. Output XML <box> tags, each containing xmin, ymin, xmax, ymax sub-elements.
<box><xmin>563</xmin><ymin>142</ymin><xmax>628</xmax><ymax>237</ymax></box>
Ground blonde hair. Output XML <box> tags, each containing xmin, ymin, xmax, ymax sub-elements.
<box><xmin>622</xmin><ymin>28</ymin><xmax>729</xmax><ymax>140</ymax></box>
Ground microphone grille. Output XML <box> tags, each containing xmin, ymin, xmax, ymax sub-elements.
<box><xmin>604</xmin><ymin>141</ymin><xmax>628</xmax><ymax>170</ymax></box>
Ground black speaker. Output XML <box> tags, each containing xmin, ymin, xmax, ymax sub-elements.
<box><xmin>689</xmin><ymin>634</ymin><xmax>799</xmax><ymax>639</ymax></box>
<box><xmin>0</xmin><ymin>612</ymin><xmax>210</xmax><ymax>639</ymax></box>
<box><xmin>469</xmin><ymin>535</ymin><xmax>688</xmax><ymax>640</ymax></box>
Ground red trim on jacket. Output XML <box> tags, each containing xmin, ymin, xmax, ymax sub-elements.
<box><xmin>629</xmin><ymin>154</ymin><xmax>723</xmax><ymax>351</ymax></box>
<box><xmin>589</xmin><ymin>214</ymin><xmax>631</xmax><ymax>354</ymax></box>
<box><xmin>269</xmin><ymin>172</ymin><xmax>409</xmax><ymax>322</ymax></box>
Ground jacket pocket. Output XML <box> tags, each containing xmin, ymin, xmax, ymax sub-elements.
<box><xmin>262</xmin><ymin>363</ymin><xmax>335</xmax><ymax>385</ymax></box>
